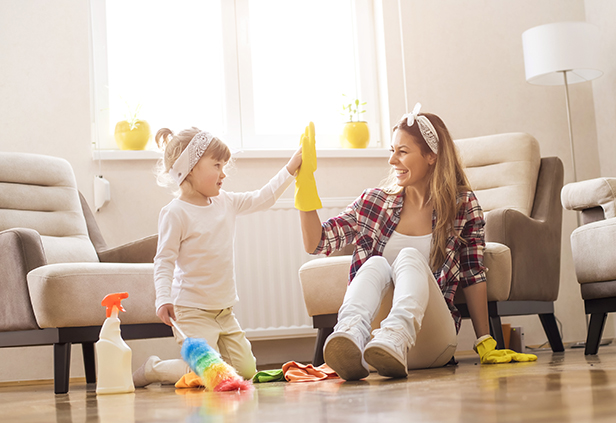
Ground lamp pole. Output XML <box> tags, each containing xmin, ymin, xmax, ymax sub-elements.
<box><xmin>561</xmin><ymin>70</ymin><xmax>582</xmax><ymax>229</ymax></box>
<box><xmin>561</xmin><ymin>70</ymin><xmax>578</xmax><ymax>183</ymax></box>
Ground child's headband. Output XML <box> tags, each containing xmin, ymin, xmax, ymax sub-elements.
<box><xmin>169</xmin><ymin>131</ymin><xmax>214</xmax><ymax>185</ymax></box>
<box><xmin>401</xmin><ymin>103</ymin><xmax>439</xmax><ymax>154</ymax></box>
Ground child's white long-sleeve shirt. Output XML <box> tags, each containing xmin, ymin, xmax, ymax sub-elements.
<box><xmin>154</xmin><ymin>166</ymin><xmax>294</xmax><ymax>311</ymax></box>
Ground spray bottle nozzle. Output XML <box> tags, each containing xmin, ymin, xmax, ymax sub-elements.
<box><xmin>101</xmin><ymin>292</ymin><xmax>129</xmax><ymax>318</ymax></box>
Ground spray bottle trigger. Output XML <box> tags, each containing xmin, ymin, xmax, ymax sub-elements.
<box><xmin>101</xmin><ymin>292</ymin><xmax>129</xmax><ymax>318</ymax></box>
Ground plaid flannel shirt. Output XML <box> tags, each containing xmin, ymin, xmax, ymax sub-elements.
<box><xmin>314</xmin><ymin>188</ymin><xmax>487</xmax><ymax>333</ymax></box>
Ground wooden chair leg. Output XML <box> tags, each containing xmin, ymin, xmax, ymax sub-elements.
<box><xmin>54</xmin><ymin>342</ymin><xmax>71</xmax><ymax>394</ymax></box>
<box><xmin>82</xmin><ymin>342</ymin><xmax>96</xmax><ymax>384</ymax></box>
<box><xmin>489</xmin><ymin>315</ymin><xmax>505</xmax><ymax>349</ymax></box>
<box><xmin>313</xmin><ymin>327</ymin><xmax>333</xmax><ymax>366</ymax></box>
<box><xmin>539</xmin><ymin>313</ymin><xmax>565</xmax><ymax>352</ymax></box>
<box><xmin>585</xmin><ymin>312</ymin><xmax>607</xmax><ymax>355</ymax></box>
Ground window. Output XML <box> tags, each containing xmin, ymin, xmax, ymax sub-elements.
<box><xmin>91</xmin><ymin>0</ymin><xmax>380</xmax><ymax>150</ymax></box>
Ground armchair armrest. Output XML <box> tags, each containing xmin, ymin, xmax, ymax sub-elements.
<box><xmin>0</xmin><ymin>228</ymin><xmax>46</xmax><ymax>331</ymax></box>
<box><xmin>485</xmin><ymin>208</ymin><xmax>559</xmax><ymax>301</ymax></box>
<box><xmin>561</xmin><ymin>177</ymin><xmax>616</xmax><ymax>219</ymax></box>
<box><xmin>484</xmin><ymin>156</ymin><xmax>562</xmax><ymax>302</ymax></box>
<box><xmin>97</xmin><ymin>234</ymin><xmax>158</xmax><ymax>263</ymax></box>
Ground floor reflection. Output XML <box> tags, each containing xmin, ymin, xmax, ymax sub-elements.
<box><xmin>176</xmin><ymin>388</ymin><xmax>257</xmax><ymax>422</ymax></box>
<box><xmin>590</xmin><ymin>369</ymin><xmax>614</xmax><ymax>420</ymax></box>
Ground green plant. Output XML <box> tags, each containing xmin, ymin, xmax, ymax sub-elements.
<box><xmin>341</xmin><ymin>95</ymin><xmax>367</xmax><ymax>122</ymax></box>
<box><xmin>122</xmin><ymin>99</ymin><xmax>144</xmax><ymax>130</ymax></box>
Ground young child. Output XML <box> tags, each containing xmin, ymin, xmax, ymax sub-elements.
<box><xmin>133</xmin><ymin>127</ymin><xmax>301</xmax><ymax>387</ymax></box>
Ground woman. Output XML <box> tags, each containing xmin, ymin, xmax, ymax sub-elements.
<box><xmin>296</xmin><ymin>104</ymin><xmax>536</xmax><ymax>381</ymax></box>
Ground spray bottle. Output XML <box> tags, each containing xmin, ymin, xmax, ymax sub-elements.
<box><xmin>96</xmin><ymin>292</ymin><xmax>135</xmax><ymax>395</ymax></box>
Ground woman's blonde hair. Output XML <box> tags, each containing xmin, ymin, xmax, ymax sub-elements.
<box><xmin>155</xmin><ymin>127</ymin><xmax>232</xmax><ymax>193</ymax></box>
<box><xmin>382</xmin><ymin>113</ymin><xmax>471</xmax><ymax>271</ymax></box>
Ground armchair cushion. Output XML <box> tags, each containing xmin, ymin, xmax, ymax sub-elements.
<box><xmin>27</xmin><ymin>263</ymin><xmax>159</xmax><ymax>328</ymax></box>
<box><xmin>570</xmin><ymin>218</ymin><xmax>616</xmax><ymax>284</ymax></box>
<box><xmin>456</xmin><ymin>133</ymin><xmax>540</xmax><ymax>217</ymax></box>
<box><xmin>299</xmin><ymin>256</ymin><xmax>351</xmax><ymax>317</ymax></box>
<box><xmin>0</xmin><ymin>153</ymin><xmax>98</xmax><ymax>264</ymax></box>
<box><xmin>455</xmin><ymin>242</ymin><xmax>512</xmax><ymax>304</ymax></box>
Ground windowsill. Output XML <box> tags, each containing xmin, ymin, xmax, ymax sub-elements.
<box><xmin>92</xmin><ymin>148</ymin><xmax>391</xmax><ymax>161</ymax></box>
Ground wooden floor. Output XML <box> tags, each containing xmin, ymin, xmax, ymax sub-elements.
<box><xmin>2</xmin><ymin>344</ymin><xmax>616</xmax><ymax>422</ymax></box>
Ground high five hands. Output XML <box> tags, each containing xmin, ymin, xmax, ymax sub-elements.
<box><xmin>294</xmin><ymin>122</ymin><xmax>322</xmax><ymax>211</ymax></box>
<box><xmin>474</xmin><ymin>335</ymin><xmax>538</xmax><ymax>364</ymax></box>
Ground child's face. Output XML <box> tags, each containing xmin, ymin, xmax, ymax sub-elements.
<box><xmin>187</xmin><ymin>154</ymin><xmax>228</xmax><ymax>199</ymax></box>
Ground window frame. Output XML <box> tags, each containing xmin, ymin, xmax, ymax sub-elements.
<box><xmin>90</xmin><ymin>0</ymin><xmax>382</xmax><ymax>151</ymax></box>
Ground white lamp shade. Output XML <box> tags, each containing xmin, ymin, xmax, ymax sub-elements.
<box><xmin>522</xmin><ymin>22</ymin><xmax>602</xmax><ymax>85</ymax></box>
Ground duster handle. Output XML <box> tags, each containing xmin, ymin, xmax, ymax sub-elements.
<box><xmin>170</xmin><ymin>319</ymin><xmax>187</xmax><ymax>340</ymax></box>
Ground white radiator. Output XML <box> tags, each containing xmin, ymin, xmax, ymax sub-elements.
<box><xmin>233</xmin><ymin>197</ymin><xmax>355</xmax><ymax>340</ymax></box>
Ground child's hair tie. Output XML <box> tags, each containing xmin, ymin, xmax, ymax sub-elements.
<box><xmin>169</xmin><ymin>131</ymin><xmax>214</xmax><ymax>184</ymax></box>
<box><xmin>401</xmin><ymin>103</ymin><xmax>439</xmax><ymax>154</ymax></box>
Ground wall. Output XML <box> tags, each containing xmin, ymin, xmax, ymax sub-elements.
<box><xmin>1</xmin><ymin>0</ymin><xmax>614</xmax><ymax>382</ymax></box>
<box><xmin>585</xmin><ymin>0</ymin><xmax>616</xmax><ymax>177</ymax></box>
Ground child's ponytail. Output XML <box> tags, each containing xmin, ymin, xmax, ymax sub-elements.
<box><xmin>155</xmin><ymin>128</ymin><xmax>174</xmax><ymax>151</ymax></box>
<box><xmin>155</xmin><ymin>127</ymin><xmax>195</xmax><ymax>190</ymax></box>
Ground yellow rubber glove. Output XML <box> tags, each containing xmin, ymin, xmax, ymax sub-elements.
<box><xmin>474</xmin><ymin>335</ymin><xmax>537</xmax><ymax>364</ymax></box>
<box><xmin>294</xmin><ymin>122</ymin><xmax>322</xmax><ymax>211</ymax></box>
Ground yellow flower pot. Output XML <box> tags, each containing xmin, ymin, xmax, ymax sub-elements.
<box><xmin>341</xmin><ymin>121</ymin><xmax>370</xmax><ymax>149</ymax></box>
<box><xmin>114</xmin><ymin>120</ymin><xmax>151</xmax><ymax>150</ymax></box>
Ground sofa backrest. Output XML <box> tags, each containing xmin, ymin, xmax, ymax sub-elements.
<box><xmin>0</xmin><ymin>152</ymin><xmax>99</xmax><ymax>263</ymax></box>
<box><xmin>455</xmin><ymin>133</ymin><xmax>541</xmax><ymax>217</ymax></box>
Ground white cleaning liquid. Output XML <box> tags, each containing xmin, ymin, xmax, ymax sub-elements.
<box><xmin>96</xmin><ymin>294</ymin><xmax>135</xmax><ymax>395</ymax></box>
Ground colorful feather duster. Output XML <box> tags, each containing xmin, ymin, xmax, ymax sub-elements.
<box><xmin>171</xmin><ymin>320</ymin><xmax>253</xmax><ymax>392</ymax></box>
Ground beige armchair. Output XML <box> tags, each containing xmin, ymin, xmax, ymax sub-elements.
<box><xmin>0</xmin><ymin>152</ymin><xmax>171</xmax><ymax>394</ymax></box>
<box><xmin>561</xmin><ymin>177</ymin><xmax>616</xmax><ymax>355</ymax></box>
<box><xmin>299</xmin><ymin>133</ymin><xmax>565</xmax><ymax>365</ymax></box>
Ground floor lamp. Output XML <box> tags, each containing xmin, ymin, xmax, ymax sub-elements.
<box><xmin>522</xmin><ymin>21</ymin><xmax>602</xmax><ymax>184</ymax></box>
<box><xmin>523</xmin><ymin>22</ymin><xmax>603</xmax><ymax>347</ymax></box>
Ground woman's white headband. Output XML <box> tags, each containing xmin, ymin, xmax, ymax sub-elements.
<box><xmin>401</xmin><ymin>103</ymin><xmax>439</xmax><ymax>154</ymax></box>
<box><xmin>169</xmin><ymin>131</ymin><xmax>214</xmax><ymax>185</ymax></box>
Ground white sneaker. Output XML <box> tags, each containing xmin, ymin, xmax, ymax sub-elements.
<box><xmin>323</xmin><ymin>316</ymin><xmax>370</xmax><ymax>381</ymax></box>
<box><xmin>363</xmin><ymin>327</ymin><xmax>409</xmax><ymax>378</ymax></box>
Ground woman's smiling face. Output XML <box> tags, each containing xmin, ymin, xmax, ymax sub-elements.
<box><xmin>388</xmin><ymin>129</ymin><xmax>436</xmax><ymax>188</ymax></box>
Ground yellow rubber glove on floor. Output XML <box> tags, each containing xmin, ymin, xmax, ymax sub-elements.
<box><xmin>474</xmin><ymin>335</ymin><xmax>537</xmax><ymax>364</ymax></box>
<box><xmin>294</xmin><ymin>122</ymin><xmax>322</xmax><ymax>211</ymax></box>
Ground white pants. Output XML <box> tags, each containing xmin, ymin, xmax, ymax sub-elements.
<box><xmin>145</xmin><ymin>306</ymin><xmax>257</xmax><ymax>384</ymax></box>
<box><xmin>337</xmin><ymin>248</ymin><xmax>457</xmax><ymax>369</ymax></box>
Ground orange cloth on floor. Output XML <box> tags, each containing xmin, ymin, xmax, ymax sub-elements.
<box><xmin>175</xmin><ymin>371</ymin><xmax>204</xmax><ymax>388</ymax></box>
<box><xmin>282</xmin><ymin>361</ymin><xmax>339</xmax><ymax>382</ymax></box>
